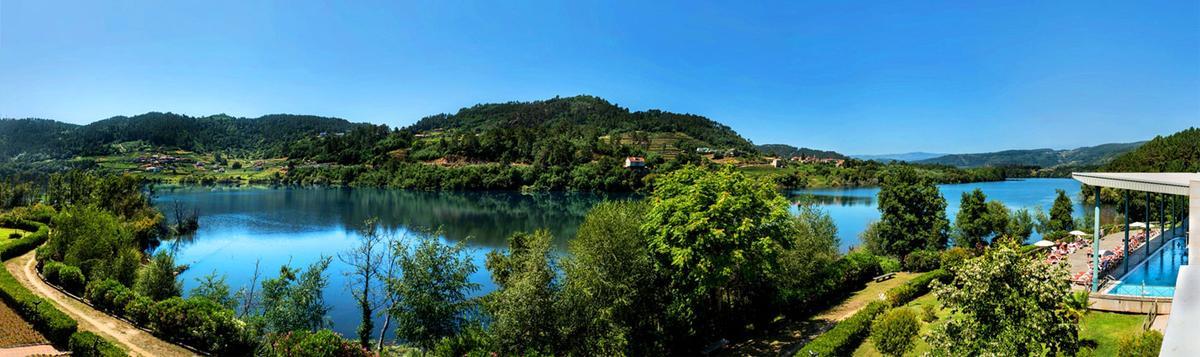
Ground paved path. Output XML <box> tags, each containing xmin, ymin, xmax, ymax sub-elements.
<box><xmin>4</xmin><ymin>251</ymin><xmax>196</xmax><ymax>357</ymax></box>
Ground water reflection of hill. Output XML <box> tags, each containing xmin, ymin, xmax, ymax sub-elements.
<box><xmin>154</xmin><ymin>186</ymin><xmax>627</xmax><ymax>249</ymax></box>
<box><xmin>786</xmin><ymin>193</ymin><xmax>874</xmax><ymax>207</ymax></box>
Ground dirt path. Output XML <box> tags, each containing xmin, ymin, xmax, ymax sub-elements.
<box><xmin>717</xmin><ymin>272</ymin><xmax>918</xmax><ymax>356</ymax></box>
<box><xmin>5</xmin><ymin>251</ymin><xmax>196</xmax><ymax>357</ymax></box>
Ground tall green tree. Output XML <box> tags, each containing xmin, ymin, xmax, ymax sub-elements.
<box><xmin>954</xmin><ymin>189</ymin><xmax>990</xmax><ymax>248</ymax></box>
<box><xmin>928</xmin><ymin>243</ymin><xmax>1079</xmax><ymax>355</ymax></box>
<box><xmin>387</xmin><ymin>231</ymin><xmax>479</xmax><ymax>351</ymax></box>
<box><xmin>559</xmin><ymin>201</ymin><xmax>666</xmax><ymax>355</ymax></box>
<box><xmin>1004</xmin><ymin>208</ymin><xmax>1035</xmax><ymax>244</ymax></box>
<box><xmin>875</xmin><ymin>166</ymin><xmax>949</xmax><ymax>257</ymax></box>
<box><xmin>485</xmin><ymin>230</ymin><xmax>561</xmax><ymax>354</ymax></box>
<box><xmin>641</xmin><ymin>165</ymin><xmax>795</xmax><ymax>341</ymax></box>
<box><xmin>1049</xmin><ymin>189</ymin><xmax>1075</xmax><ymax>234</ymax></box>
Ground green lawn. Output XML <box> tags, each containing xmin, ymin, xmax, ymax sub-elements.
<box><xmin>0</xmin><ymin>227</ymin><xmax>30</xmax><ymax>251</ymax></box>
<box><xmin>1078</xmin><ymin>311</ymin><xmax>1148</xmax><ymax>356</ymax></box>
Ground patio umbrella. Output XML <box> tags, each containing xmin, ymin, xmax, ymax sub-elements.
<box><xmin>1129</xmin><ymin>222</ymin><xmax>1147</xmax><ymax>229</ymax></box>
<box><xmin>1069</xmin><ymin>230</ymin><xmax>1089</xmax><ymax>237</ymax></box>
<box><xmin>1033</xmin><ymin>240</ymin><xmax>1056</xmax><ymax>248</ymax></box>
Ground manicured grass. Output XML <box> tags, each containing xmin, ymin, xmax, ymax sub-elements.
<box><xmin>1078</xmin><ymin>311</ymin><xmax>1148</xmax><ymax>356</ymax></box>
<box><xmin>815</xmin><ymin>272</ymin><xmax>917</xmax><ymax>321</ymax></box>
<box><xmin>0</xmin><ymin>228</ymin><xmax>30</xmax><ymax>251</ymax></box>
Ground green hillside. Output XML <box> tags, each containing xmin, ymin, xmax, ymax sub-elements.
<box><xmin>1103</xmin><ymin>127</ymin><xmax>1200</xmax><ymax>172</ymax></box>
<box><xmin>755</xmin><ymin>144</ymin><xmax>847</xmax><ymax>160</ymax></box>
<box><xmin>406</xmin><ymin>95</ymin><xmax>755</xmax><ymax>152</ymax></box>
<box><xmin>916</xmin><ymin>142</ymin><xmax>1143</xmax><ymax>168</ymax></box>
<box><xmin>0</xmin><ymin>113</ymin><xmax>365</xmax><ymax>160</ymax></box>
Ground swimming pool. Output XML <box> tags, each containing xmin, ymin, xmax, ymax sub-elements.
<box><xmin>1108</xmin><ymin>237</ymin><xmax>1189</xmax><ymax>297</ymax></box>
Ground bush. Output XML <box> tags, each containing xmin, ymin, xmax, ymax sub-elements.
<box><xmin>879</xmin><ymin>256</ymin><xmax>901</xmax><ymax>274</ymax></box>
<box><xmin>42</xmin><ymin>261</ymin><xmax>65</xmax><ymax>285</ymax></box>
<box><xmin>885</xmin><ymin>269</ymin><xmax>948</xmax><ymax>306</ymax></box>
<box><xmin>871</xmin><ymin>308</ymin><xmax>920</xmax><ymax>357</ymax></box>
<box><xmin>58</xmin><ymin>265</ymin><xmax>86</xmax><ymax>295</ymax></box>
<box><xmin>150</xmin><ymin>296</ymin><xmax>255</xmax><ymax>355</ymax></box>
<box><xmin>939</xmin><ymin>247</ymin><xmax>974</xmax><ymax>268</ymax></box>
<box><xmin>903</xmin><ymin>250</ymin><xmax>941</xmax><ymax>272</ymax></box>
<box><xmin>69</xmin><ymin>331</ymin><xmax>126</xmax><ymax>357</ymax></box>
<box><xmin>798</xmin><ymin>301</ymin><xmax>888</xmax><ymax>356</ymax></box>
<box><xmin>1117</xmin><ymin>330</ymin><xmax>1163</xmax><ymax>356</ymax></box>
<box><xmin>921</xmin><ymin>304</ymin><xmax>936</xmax><ymax>322</ymax></box>
<box><xmin>8</xmin><ymin>232</ymin><xmax>20</xmax><ymax>239</ymax></box>
<box><xmin>263</xmin><ymin>329</ymin><xmax>372</xmax><ymax>357</ymax></box>
<box><xmin>124</xmin><ymin>295</ymin><xmax>154</xmax><ymax>326</ymax></box>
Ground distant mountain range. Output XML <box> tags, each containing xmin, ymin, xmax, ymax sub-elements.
<box><xmin>851</xmin><ymin>152</ymin><xmax>947</xmax><ymax>162</ymax></box>
<box><xmin>915</xmin><ymin>142</ymin><xmax>1145</xmax><ymax>168</ymax></box>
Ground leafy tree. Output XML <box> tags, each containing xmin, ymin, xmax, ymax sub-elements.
<box><xmin>134</xmin><ymin>251</ymin><xmax>184</xmax><ymax>301</ymax></box>
<box><xmin>1049</xmin><ymin>189</ymin><xmax>1075</xmax><ymax>234</ymax></box>
<box><xmin>871</xmin><ymin>308</ymin><xmax>920</xmax><ymax>357</ymax></box>
<box><xmin>190</xmin><ymin>271</ymin><xmax>236</xmax><ymax>310</ymax></box>
<box><xmin>484</xmin><ymin>230</ymin><xmax>560</xmax><ymax>354</ymax></box>
<box><xmin>260</xmin><ymin>257</ymin><xmax>333</xmax><ymax>333</ymax></box>
<box><xmin>777</xmin><ymin>204</ymin><xmax>841</xmax><ymax>307</ymax></box>
<box><xmin>641</xmin><ymin>165</ymin><xmax>795</xmax><ymax>342</ymax></box>
<box><xmin>1004</xmin><ymin>208</ymin><xmax>1035</xmax><ymax>243</ymax></box>
<box><xmin>928</xmin><ymin>243</ymin><xmax>1079</xmax><ymax>355</ymax></box>
<box><xmin>954</xmin><ymin>189</ymin><xmax>990</xmax><ymax>248</ymax></box>
<box><xmin>559</xmin><ymin>201</ymin><xmax>666</xmax><ymax>355</ymax></box>
<box><xmin>387</xmin><ymin>230</ymin><xmax>479</xmax><ymax>351</ymax></box>
<box><xmin>875</xmin><ymin>166</ymin><xmax>949</xmax><ymax>258</ymax></box>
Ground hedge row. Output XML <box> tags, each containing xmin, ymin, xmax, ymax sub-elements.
<box><xmin>0</xmin><ymin>221</ymin><xmax>125</xmax><ymax>356</ymax></box>
<box><xmin>797</xmin><ymin>269</ymin><xmax>950</xmax><ymax>356</ymax></box>
<box><xmin>82</xmin><ymin>278</ymin><xmax>255</xmax><ymax>355</ymax></box>
<box><xmin>70</xmin><ymin>331</ymin><xmax>126</xmax><ymax>357</ymax></box>
<box><xmin>0</xmin><ymin>219</ymin><xmax>49</xmax><ymax>260</ymax></box>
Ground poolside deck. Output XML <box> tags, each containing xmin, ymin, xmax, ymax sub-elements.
<box><xmin>1056</xmin><ymin>226</ymin><xmax>1186</xmax><ymax>291</ymax></box>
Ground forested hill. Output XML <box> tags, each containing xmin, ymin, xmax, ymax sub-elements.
<box><xmin>754</xmin><ymin>144</ymin><xmax>847</xmax><ymax>160</ymax></box>
<box><xmin>0</xmin><ymin>113</ymin><xmax>366</xmax><ymax>160</ymax></box>
<box><xmin>916</xmin><ymin>142</ymin><xmax>1143</xmax><ymax>168</ymax></box>
<box><xmin>405</xmin><ymin>95</ymin><xmax>755</xmax><ymax>152</ymax></box>
<box><xmin>1102</xmin><ymin>127</ymin><xmax>1200</xmax><ymax>172</ymax></box>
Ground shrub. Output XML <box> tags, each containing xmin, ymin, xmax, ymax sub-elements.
<box><xmin>903</xmin><ymin>250</ymin><xmax>941</xmax><ymax>272</ymax></box>
<box><xmin>58</xmin><ymin>265</ymin><xmax>86</xmax><ymax>295</ymax></box>
<box><xmin>798</xmin><ymin>301</ymin><xmax>888</xmax><ymax>356</ymax></box>
<box><xmin>263</xmin><ymin>329</ymin><xmax>372</xmax><ymax>357</ymax></box>
<box><xmin>69</xmin><ymin>331</ymin><xmax>126</xmax><ymax>357</ymax></box>
<box><xmin>1117</xmin><ymin>330</ymin><xmax>1163</xmax><ymax>357</ymax></box>
<box><xmin>879</xmin><ymin>256</ymin><xmax>901</xmax><ymax>274</ymax></box>
<box><xmin>921</xmin><ymin>304</ymin><xmax>936</xmax><ymax>322</ymax></box>
<box><xmin>124</xmin><ymin>295</ymin><xmax>154</xmax><ymax>326</ymax></box>
<box><xmin>871</xmin><ymin>308</ymin><xmax>920</xmax><ymax>357</ymax></box>
<box><xmin>939</xmin><ymin>247</ymin><xmax>974</xmax><ymax>268</ymax></box>
<box><xmin>150</xmin><ymin>296</ymin><xmax>255</xmax><ymax>355</ymax></box>
<box><xmin>8</xmin><ymin>232</ymin><xmax>20</xmax><ymax>239</ymax></box>
<box><xmin>42</xmin><ymin>261</ymin><xmax>65</xmax><ymax>285</ymax></box>
<box><xmin>886</xmin><ymin>269</ymin><xmax>947</xmax><ymax>306</ymax></box>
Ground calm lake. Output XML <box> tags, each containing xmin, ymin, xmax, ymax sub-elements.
<box><xmin>153</xmin><ymin>178</ymin><xmax>1085</xmax><ymax>338</ymax></box>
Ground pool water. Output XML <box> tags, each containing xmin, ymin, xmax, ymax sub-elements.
<box><xmin>1108</xmin><ymin>238</ymin><xmax>1189</xmax><ymax>297</ymax></box>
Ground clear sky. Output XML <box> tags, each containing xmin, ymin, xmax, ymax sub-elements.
<box><xmin>1</xmin><ymin>1</ymin><xmax>1197</xmax><ymax>154</ymax></box>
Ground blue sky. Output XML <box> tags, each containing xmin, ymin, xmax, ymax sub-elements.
<box><xmin>1</xmin><ymin>1</ymin><xmax>1196</xmax><ymax>154</ymax></box>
